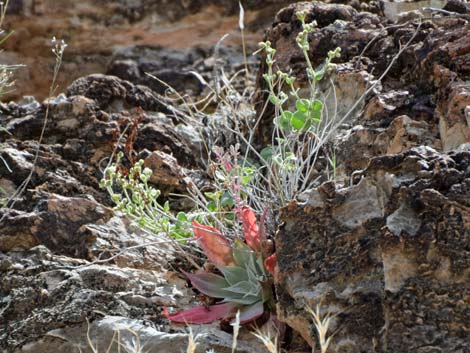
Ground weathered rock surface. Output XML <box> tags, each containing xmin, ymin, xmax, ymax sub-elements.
<box><xmin>18</xmin><ymin>315</ymin><xmax>268</xmax><ymax>353</ymax></box>
<box><xmin>277</xmin><ymin>147</ymin><xmax>470</xmax><ymax>353</ymax></box>
<box><xmin>1</xmin><ymin>1</ymin><xmax>470</xmax><ymax>352</ymax></box>
<box><xmin>0</xmin><ymin>73</ymin><xmax>259</xmax><ymax>351</ymax></box>
<box><xmin>1</xmin><ymin>241</ymin><xmax>268</xmax><ymax>352</ymax></box>
<box><xmin>255</xmin><ymin>1</ymin><xmax>470</xmax><ymax>166</ymax></box>
<box><xmin>259</xmin><ymin>1</ymin><xmax>470</xmax><ymax>352</ymax></box>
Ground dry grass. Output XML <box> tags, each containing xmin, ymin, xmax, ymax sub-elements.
<box><xmin>81</xmin><ymin>312</ymin><xmax>283</xmax><ymax>353</ymax></box>
<box><xmin>80</xmin><ymin>319</ymin><xmax>144</xmax><ymax>353</ymax></box>
<box><xmin>0</xmin><ymin>34</ymin><xmax>67</xmax><ymax>219</ymax></box>
<box><xmin>307</xmin><ymin>305</ymin><xmax>336</xmax><ymax>353</ymax></box>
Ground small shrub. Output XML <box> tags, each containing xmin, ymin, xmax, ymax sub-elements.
<box><xmin>242</xmin><ymin>10</ymin><xmax>341</xmax><ymax>209</ymax></box>
<box><xmin>100</xmin><ymin>156</ymin><xmax>195</xmax><ymax>241</ymax></box>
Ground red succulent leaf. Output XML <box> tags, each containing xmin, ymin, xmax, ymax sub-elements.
<box><xmin>164</xmin><ymin>302</ymin><xmax>238</xmax><ymax>324</ymax></box>
<box><xmin>264</xmin><ymin>253</ymin><xmax>277</xmax><ymax>276</ymax></box>
<box><xmin>239</xmin><ymin>206</ymin><xmax>261</xmax><ymax>252</ymax></box>
<box><xmin>192</xmin><ymin>221</ymin><xmax>235</xmax><ymax>267</ymax></box>
<box><xmin>183</xmin><ymin>271</ymin><xmax>229</xmax><ymax>298</ymax></box>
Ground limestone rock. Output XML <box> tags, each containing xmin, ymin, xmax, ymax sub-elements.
<box><xmin>17</xmin><ymin>315</ymin><xmax>269</xmax><ymax>353</ymax></box>
<box><xmin>381</xmin><ymin>0</ymin><xmax>448</xmax><ymax>21</ymax></box>
<box><xmin>276</xmin><ymin>147</ymin><xmax>470</xmax><ymax>353</ymax></box>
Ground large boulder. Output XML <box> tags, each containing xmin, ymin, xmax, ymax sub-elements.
<box><xmin>276</xmin><ymin>147</ymin><xmax>470</xmax><ymax>353</ymax></box>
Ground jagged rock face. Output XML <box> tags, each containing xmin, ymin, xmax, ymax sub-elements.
<box><xmin>276</xmin><ymin>147</ymin><xmax>470</xmax><ymax>353</ymax></box>
<box><xmin>255</xmin><ymin>1</ymin><xmax>470</xmax><ymax>162</ymax></box>
<box><xmin>262</xmin><ymin>1</ymin><xmax>470</xmax><ymax>352</ymax></box>
<box><xmin>0</xmin><ymin>73</ymin><xmax>269</xmax><ymax>351</ymax></box>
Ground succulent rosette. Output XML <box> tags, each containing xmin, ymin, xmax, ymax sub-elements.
<box><xmin>164</xmin><ymin>206</ymin><xmax>277</xmax><ymax>324</ymax></box>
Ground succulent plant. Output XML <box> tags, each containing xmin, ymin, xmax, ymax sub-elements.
<box><xmin>164</xmin><ymin>206</ymin><xmax>277</xmax><ymax>324</ymax></box>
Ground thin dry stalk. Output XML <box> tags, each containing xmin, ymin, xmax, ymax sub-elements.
<box><xmin>238</xmin><ymin>1</ymin><xmax>249</xmax><ymax>80</ymax></box>
<box><xmin>231</xmin><ymin>310</ymin><xmax>241</xmax><ymax>353</ymax></box>
<box><xmin>1</xmin><ymin>36</ymin><xmax>67</xmax><ymax>220</ymax></box>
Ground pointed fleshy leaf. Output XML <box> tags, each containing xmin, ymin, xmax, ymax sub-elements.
<box><xmin>223</xmin><ymin>292</ymin><xmax>262</xmax><ymax>305</ymax></box>
<box><xmin>164</xmin><ymin>302</ymin><xmax>237</xmax><ymax>324</ymax></box>
<box><xmin>264</xmin><ymin>254</ymin><xmax>277</xmax><ymax>276</ymax></box>
<box><xmin>256</xmin><ymin>255</ymin><xmax>268</xmax><ymax>278</ymax></box>
<box><xmin>240</xmin><ymin>206</ymin><xmax>261</xmax><ymax>252</ymax></box>
<box><xmin>238</xmin><ymin>300</ymin><xmax>264</xmax><ymax>324</ymax></box>
<box><xmin>192</xmin><ymin>220</ymin><xmax>235</xmax><ymax>267</ymax></box>
<box><xmin>183</xmin><ymin>271</ymin><xmax>230</xmax><ymax>298</ymax></box>
<box><xmin>220</xmin><ymin>266</ymin><xmax>247</xmax><ymax>285</ymax></box>
<box><xmin>251</xmin><ymin>253</ymin><xmax>267</xmax><ymax>279</ymax></box>
<box><xmin>224</xmin><ymin>280</ymin><xmax>259</xmax><ymax>296</ymax></box>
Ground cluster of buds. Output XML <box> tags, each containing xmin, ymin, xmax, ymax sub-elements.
<box><xmin>295</xmin><ymin>10</ymin><xmax>318</xmax><ymax>52</ymax></box>
<box><xmin>51</xmin><ymin>36</ymin><xmax>68</xmax><ymax>59</ymax></box>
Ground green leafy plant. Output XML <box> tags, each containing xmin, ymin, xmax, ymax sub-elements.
<box><xmin>100</xmin><ymin>149</ymin><xmax>249</xmax><ymax>242</ymax></box>
<box><xmin>100</xmin><ymin>154</ymin><xmax>194</xmax><ymax>240</ymax></box>
<box><xmin>236</xmin><ymin>11</ymin><xmax>341</xmax><ymax>210</ymax></box>
<box><xmin>164</xmin><ymin>206</ymin><xmax>276</xmax><ymax>324</ymax></box>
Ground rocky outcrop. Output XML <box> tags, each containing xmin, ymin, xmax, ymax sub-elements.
<box><xmin>276</xmin><ymin>147</ymin><xmax>470</xmax><ymax>352</ymax></box>
<box><xmin>255</xmin><ymin>1</ymin><xmax>470</xmax><ymax>161</ymax></box>
<box><xmin>260</xmin><ymin>1</ymin><xmax>470</xmax><ymax>352</ymax></box>
<box><xmin>0</xmin><ymin>73</ymin><xmax>268</xmax><ymax>351</ymax></box>
<box><xmin>1</xmin><ymin>236</ymin><xmax>268</xmax><ymax>352</ymax></box>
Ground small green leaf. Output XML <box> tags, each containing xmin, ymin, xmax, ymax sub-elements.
<box><xmin>204</xmin><ymin>192</ymin><xmax>219</xmax><ymax>201</ymax></box>
<box><xmin>220</xmin><ymin>192</ymin><xmax>234</xmax><ymax>208</ymax></box>
<box><xmin>276</xmin><ymin>111</ymin><xmax>292</xmax><ymax>131</ymax></box>
<box><xmin>176</xmin><ymin>212</ymin><xmax>188</xmax><ymax>223</ymax></box>
<box><xmin>163</xmin><ymin>201</ymin><xmax>170</xmax><ymax>212</ymax></box>
<box><xmin>296</xmin><ymin>99</ymin><xmax>310</xmax><ymax>113</ymax></box>
<box><xmin>312</xmin><ymin>99</ymin><xmax>323</xmax><ymax>112</ymax></box>
<box><xmin>269</xmin><ymin>94</ymin><xmax>277</xmax><ymax>105</ymax></box>
<box><xmin>291</xmin><ymin>111</ymin><xmax>307</xmax><ymax>130</ymax></box>
<box><xmin>260</xmin><ymin>146</ymin><xmax>273</xmax><ymax>162</ymax></box>
<box><xmin>310</xmin><ymin>110</ymin><xmax>321</xmax><ymax>124</ymax></box>
<box><xmin>309</xmin><ymin>100</ymin><xmax>322</xmax><ymax>123</ymax></box>
<box><xmin>314</xmin><ymin>70</ymin><xmax>324</xmax><ymax>81</ymax></box>
<box><xmin>241</xmin><ymin>174</ymin><xmax>253</xmax><ymax>185</ymax></box>
<box><xmin>207</xmin><ymin>201</ymin><xmax>217</xmax><ymax>212</ymax></box>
